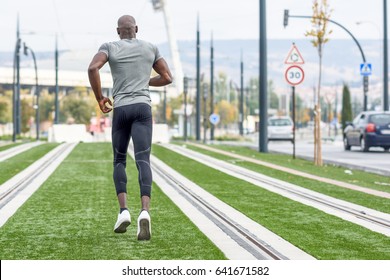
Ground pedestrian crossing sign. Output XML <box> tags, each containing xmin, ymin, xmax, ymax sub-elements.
<box><xmin>360</xmin><ymin>63</ymin><xmax>372</xmax><ymax>76</ymax></box>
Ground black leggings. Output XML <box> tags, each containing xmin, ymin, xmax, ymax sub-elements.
<box><xmin>111</xmin><ymin>103</ymin><xmax>153</xmax><ymax>197</ymax></box>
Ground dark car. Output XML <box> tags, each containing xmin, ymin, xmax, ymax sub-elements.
<box><xmin>343</xmin><ymin>111</ymin><xmax>390</xmax><ymax>152</ymax></box>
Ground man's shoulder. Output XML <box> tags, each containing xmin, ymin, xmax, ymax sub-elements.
<box><xmin>137</xmin><ymin>39</ymin><xmax>157</xmax><ymax>48</ymax></box>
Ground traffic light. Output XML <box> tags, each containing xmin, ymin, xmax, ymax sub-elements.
<box><xmin>283</xmin><ymin>9</ymin><xmax>289</xmax><ymax>28</ymax></box>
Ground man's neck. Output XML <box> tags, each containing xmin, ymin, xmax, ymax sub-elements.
<box><xmin>121</xmin><ymin>35</ymin><xmax>136</xmax><ymax>40</ymax></box>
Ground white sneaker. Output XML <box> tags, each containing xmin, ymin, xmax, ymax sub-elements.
<box><xmin>114</xmin><ymin>209</ymin><xmax>131</xmax><ymax>233</ymax></box>
<box><xmin>137</xmin><ymin>210</ymin><xmax>151</xmax><ymax>240</ymax></box>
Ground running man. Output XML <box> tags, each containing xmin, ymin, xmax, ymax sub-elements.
<box><xmin>88</xmin><ymin>15</ymin><xmax>172</xmax><ymax>240</ymax></box>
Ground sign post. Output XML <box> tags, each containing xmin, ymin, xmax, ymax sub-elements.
<box><xmin>209</xmin><ymin>113</ymin><xmax>220</xmax><ymax>126</ymax></box>
<box><xmin>360</xmin><ymin>62</ymin><xmax>372</xmax><ymax>111</ymax></box>
<box><xmin>284</xmin><ymin>43</ymin><xmax>305</xmax><ymax>159</ymax></box>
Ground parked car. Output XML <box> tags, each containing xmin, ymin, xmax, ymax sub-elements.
<box><xmin>343</xmin><ymin>111</ymin><xmax>390</xmax><ymax>152</ymax></box>
<box><xmin>267</xmin><ymin>116</ymin><xmax>294</xmax><ymax>143</ymax></box>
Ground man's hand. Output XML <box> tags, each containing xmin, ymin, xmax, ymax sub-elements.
<box><xmin>98</xmin><ymin>97</ymin><xmax>113</xmax><ymax>114</ymax></box>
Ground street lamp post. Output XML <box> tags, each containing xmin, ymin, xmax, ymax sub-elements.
<box><xmin>12</xmin><ymin>37</ymin><xmax>21</xmax><ymax>142</ymax></box>
<box><xmin>55</xmin><ymin>34</ymin><xmax>59</xmax><ymax>124</ymax></box>
<box><xmin>23</xmin><ymin>43</ymin><xmax>40</xmax><ymax>140</ymax></box>
<box><xmin>239</xmin><ymin>51</ymin><xmax>244</xmax><ymax>136</ymax></box>
<box><xmin>12</xmin><ymin>16</ymin><xmax>22</xmax><ymax>142</ymax></box>
<box><xmin>384</xmin><ymin>0</ymin><xmax>389</xmax><ymax>111</ymax></box>
<box><xmin>203</xmin><ymin>83</ymin><xmax>208</xmax><ymax>143</ymax></box>
<box><xmin>196</xmin><ymin>15</ymin><xmax>201</xmax><ymax>141</ymax></box>
<box><xmin>284</xmin><ymin>10</ymin><xmax>369</xmax><ymax>111</ymax></box>
<box><xmin>259</xmin><ymin>0</ymin><xmax>268</xmax><ymax>152</ymax></box>
<box><xmin>183</xmin><ymin>76</ymin><xmax>188</xmax><ymax>141</ymax></box>
<box><xmin>163</xmin><ymin>87</ymin><xmax>167</xmax><ymax>123</ymax></box>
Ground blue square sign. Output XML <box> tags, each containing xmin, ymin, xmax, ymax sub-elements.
<box><xmin>360</xmin><ymin>63</ymin><xmax>372</xmax><ymax>76</ymax></box>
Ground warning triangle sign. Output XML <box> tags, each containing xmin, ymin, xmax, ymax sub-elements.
<box><xmin>284</xmin><ymin>44</ymin><xmax>305</xmax><ymax>64</ymax></box>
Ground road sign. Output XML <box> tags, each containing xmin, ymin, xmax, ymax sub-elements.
<box><xmin>209</xmin><ymin>113</ymin><xmax>220</xmax><ymax>125</ymax></box>
<box><xmin>285</xmin><ymin>44</ymin><xmax>305</xmax><ymax>64</ymax></box>
<box><xmin>285</xmin><ymin>65</ymin><xmax>305</xmax><ymax>86</ymax></box>
<box><xmin>360</xmin><ymin>63</ymin><xmax>372</xmax><ymax>76</ymax></box>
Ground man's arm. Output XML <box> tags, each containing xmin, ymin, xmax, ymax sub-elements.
<box><xmin>88</xmin><ymin>52</ymin><xmax>112</xmax><ymax>113</ymax></box>
<box><xmin>149</xmin><ymin>58</ymin><xmax>173</xmax><ymax>87</ymax></box>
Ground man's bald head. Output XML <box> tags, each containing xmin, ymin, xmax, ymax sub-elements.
<box><xmin>117</xmin><ymin>15</ymin><xmax>138</xmax><ymax>39</ymax></box>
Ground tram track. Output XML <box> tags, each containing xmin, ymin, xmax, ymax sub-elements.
<box><xmin>0</xmin><ymin>141</ymin><xmax>44</xmax><ymax>162</ymax></box>
<box><xmin>127</xmin><ymin>146</ymin><xmax>314</xmax><ymax>260</ymax></box>
<box><xmin>0</xmin><ymin>143</ymin><xmax>77</xmax><ymax>227</ymax></box>
<box><xmin>162</xmin><ymin>143</ymin><xmax>390</xmax><ymax>237</ymax></box>
<box><xmin>188</xmin><ymin>142</ymin><xmax>390</xmax><ymax>199</ymax></box>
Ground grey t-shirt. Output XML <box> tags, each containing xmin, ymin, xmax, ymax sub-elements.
<box><xmin>98</xmin><ymin>38</ymin><xmax>162</xmax><ymax>108</ymax></box>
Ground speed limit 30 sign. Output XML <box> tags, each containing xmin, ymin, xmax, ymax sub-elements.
<box><xmin>285</xmin><ymin>65</ymin><xmax>305</xmax><ymax>86</ymax></box>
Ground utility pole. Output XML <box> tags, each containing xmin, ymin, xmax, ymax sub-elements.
<box><xmin>55</xmin><ymin>34</ymin><xmax>59</xmax><ymax>124</ymax></box>
<box><xmin>196</xmin><ymin>15</ymin><xmax>201</xmax><ymax>140</ymax></box>
<box><xmin>259</xmin><ymin>0</ymin><xmax>268</xmax><ymax>152</ymax></box>
<box><xmin>239</xmin><ymin>50</ymin><xmax>244</xmax><ymax>136</ymax></box>
<box><xmin>12</xmin><ymin>15</ymin><xmax>21</xmax><ymax>141</ymax></box>
<box><xmin>183</xmin><ymin>76</ymin><xmax>188</xmax><ymax>141</ymax></box>
<box><xmin>203</xmin><ymin>83</ymin><xmax>208</xmax><ymax>143</ymax></box>
<box><xmin>210</xmin><ymin>32</ymin><xmax>215</xmax><ymax>141</ymax></box>
<box><xmin>163</xmin><ymin>87</ymin><xmax>167</xmax><ymax>123</ymax></box>
<box><xmin>16</xmin><ymin>15</ymin><xmax>21</xmax><ymax>136</ymax></box>
<box><xmin>384</xmin><ymin>0</ymin><xmax>389</xmax><ymax>111</ymax></box>
<box><xmin>24</xmin><ymin>43</ymin><xmax>40</xmax><ymax>140</ymax></box>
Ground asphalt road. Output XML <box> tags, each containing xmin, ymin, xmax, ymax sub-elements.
<box><xmin>267</xmin><ymin>139</ymin><xmax>390</xmax><ymax>176</ymax></box>
<box><xmin>220</xmin><ymin>131</ymin><xmax>390</xmax><ymax>177</ymax></box>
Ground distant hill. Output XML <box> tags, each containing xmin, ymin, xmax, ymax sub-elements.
<box><xmin>157</xmin><ymin>39</ymin><xmax>382</xmax><ymax>88</ymax></box>
<box><xmin>0</xmin><ymin>38</ymin><xmax>382</xmax><ymax>88</ymax></box>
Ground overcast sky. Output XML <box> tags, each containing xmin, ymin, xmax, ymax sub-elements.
<box><xmin>0</xmin><ymin>0</ymin><xmax>386</xmax><ymax>52</ymax></box>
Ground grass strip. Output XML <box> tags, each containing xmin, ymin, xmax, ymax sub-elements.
<box><xmin>190</xmin><ymin>143</ymin><xmax>390</xmax><ymax>193</ymax></box>
<box><xmin>0</xmin><ymin>143</ymin><xmax>59</xmax><ymax>185</ymax></box>
<box><xmin>182</xmin><ymin>143</ymin><xmax>390</xmax><ymax>214</ymax></box>
<box><xmin>152</xmin><ymin>144</ymin><xmax>390</xmax><ymax>260</ymax></box>
<box><xmin>0</xmin><ymin>143</ymin><xmax>226</xmax><ymax>260</ymax></box>
<box><xmin>0</xmin><ymin>142</ymin><xmax>24</xmax><ymax>152</ymax></box>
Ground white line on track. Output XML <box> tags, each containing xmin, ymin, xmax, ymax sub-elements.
<box><xmin>0</xmin><ymin>143</ymin><xmax>77</xmax><ymax>228</ymax></box>
<box><xmin>0</xmin><ymin>141</ymin><xmax>44</xmax><ymax>162</ymax></box>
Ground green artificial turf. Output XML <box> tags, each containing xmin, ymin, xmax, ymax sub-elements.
<box><xmin>0</xmin><ymin>143</ymin><xmax>226</xmax><ymax>260</ymax></box>
<box><xmin>181</xmin><ymin>143</ymin><xmax>390</xmax><ymax>214</ymax></box>
<box><xmin>152</xmin><ymin>144</ymin><xmax>390</xmax><ymax>260</ymax></box>
<box><xmin>0</xmin><ymin>143</ymin><xmax>59</xmax><ymax>185</ymax></box>
<box><xmin>0</xmin><ymin>142</ymin><xmax>23</xmax><ymax>152</ymax></box>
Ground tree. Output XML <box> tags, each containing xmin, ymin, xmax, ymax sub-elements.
<box><xmin>215</xmin><ymin>72</ymin><xmax>228</xmax><ymax>102</ymax></box>
<box><xmin>21</xmin><ymin>98</ymin><xmax>35</xmax><ymax>134</ymax></box>
<box><xmin>38</xmin><ymin>91</ymin><xmax>55</xmax><ymax>123</ymax></box>
<box><xmin>247</xmin><ymin>77</ymin><xmax>259</xmax><ymax>115</ymax></box>
<box><xmin>156</xmin><ymin>93</ymin><xmax>183</xmax><ymax>126</ymax></box>
<box><xmin>305</xmin><ymin>0</ymin><xmax>333</xmax><ymax>166</ymax></box>
<box><xmin>0</xmin><ymin>90</ymin><xmax>12</xmax><ymax>124</ymax></box>
<box><xmin>61</xmin><ymin>95</ymin><xmax>95</xmax><ymax>125</ymax></box>
<box><xmin>215</xmin><ymin>100</ymin><xmax>237</xmax><ymax>127</ymax></box>
<box><xmin>341</xmin><ymin>83</ymin><xmax>353</xmax><ymax>130</ymax></box>
<box><xmin>268</xmin><ymin>80</ymin><xmax>279</xmax><ymax>110</ymax></box>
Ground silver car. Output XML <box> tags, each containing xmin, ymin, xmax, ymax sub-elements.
<box><xmin>267</xmin><ymin>116</ymin><xmax>294</xmax><ymax>143</ymax></box>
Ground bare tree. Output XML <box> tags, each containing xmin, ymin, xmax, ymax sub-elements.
<box><xmin>305</xmin><ymin>0</ymin><xmax>333</xmax><ymax>166</ymax></box>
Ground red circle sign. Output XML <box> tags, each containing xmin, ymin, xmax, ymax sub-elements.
<box><xmin>285</xmin><ymin>65</ymin><xmax>305</xmax><ymax>86</ymax></box>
